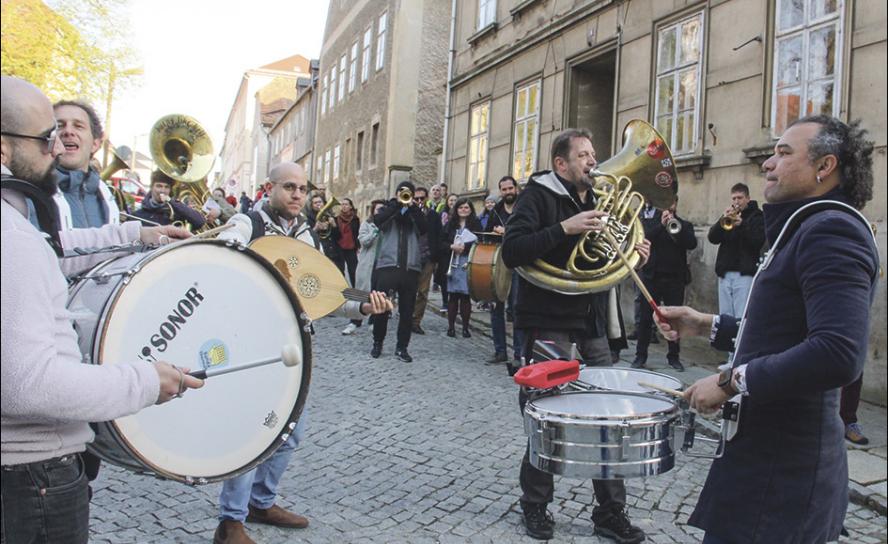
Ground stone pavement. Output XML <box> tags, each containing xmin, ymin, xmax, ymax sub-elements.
<box><xmin>89</xmin><ymin>305</ymin><xmax>887</xmax><ymax>542</ymax></box>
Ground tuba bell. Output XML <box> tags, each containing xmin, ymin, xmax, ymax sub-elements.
<box><xmin>149</xmin><ymin>114</ymin><xmax>215</xmax><ymax>230</ymax></box>
<box><xmin>515</xmin><ymin>120</ymin><xmax>678</xmax><ymax>295</ymax></box>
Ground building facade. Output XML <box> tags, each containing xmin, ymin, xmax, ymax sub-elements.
<box><xmin>267</xmin><ymin>61</ymin><xmax>320</xmax><ymax>177</ymax></box>
<box><xmin>313</xmin><ymin>0</ymin><xmax>451</xmax><ymax>216</ymax></box>
<box><xmin>219</xmin><ymin>54</ymin><xmax>311</xmax><ymax>197</ymax></box>
<box><xmin>443</xmin><ymin>0</ymin><xmax>887</xmax><ymax>402</ymax></box>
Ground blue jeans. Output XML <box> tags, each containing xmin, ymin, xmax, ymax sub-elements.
<box><xmin>1</xmin><ymin>454</ymin><xmax>90</xmax><ymax>544</ymax></box>
<box><xmin>490</xmin><ymin>273</ymin><xmax>524</xmax><ymax>360</ymax></box>
<box><xmin>717</xmin><ymin>271</ymin><xmax>753</xmax><ymax>318</ymax></box>
<box><xmin>219</xmin><ymin>411</ymin><xmax>308</xmax><ymax>521</ymax></box>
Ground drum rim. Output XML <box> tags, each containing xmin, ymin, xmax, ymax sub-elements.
<box><xmin>89</xmin><ymin>239</ymin><xmax>314</xmax><ymax>484</ymax></box>
<box><xmin>573</xmin><ymin>366</ymin><xmax>684</xmax><ymax>392</ymax></box>
<box><xmin>526</xmin><ymin>391</ymin><xmax>678</xmax><ymax>422</ymax></box>
<box><xmin>467</xmin><ymin>241</ymin><xmax>510</xmax><ymax>303</ymax></box>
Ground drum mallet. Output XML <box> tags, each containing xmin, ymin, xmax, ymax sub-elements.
<box><xmin>602</xmin><ymin>230</ymin><xmax>667</xmax><ymax>325</ymax></box>
<box><xmin>188</xmin><ymin>344</ymin><xmax>301</xmax><ymax>379</ymax></box>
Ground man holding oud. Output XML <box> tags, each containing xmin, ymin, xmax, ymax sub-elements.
<box><xmin>502</xmin><ymin>129</ymin><xmax>649</xmax><ymax>543</ymax></box>
<box><xmin>215</xmin><ymin>162</ymin><xmax>391</xmax><ymax>544</ymax></box>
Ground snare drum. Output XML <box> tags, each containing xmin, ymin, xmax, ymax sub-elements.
<box><xmin>467</xmin><ymin>235</ymin><xmax>511</xmax><ymax>303</ymax></box>
<box><xmin>67</xmin><ymin>239</ymin><xmax>311</xmax><ymax>484</ymax></box>
<box><xmin>571</xmin><ymin>367</ymin><xmax>683</xmax><ymax>395</ymax></box>
<box><xmin>524</xmin><ymin>391</ymin><xmax>679</xmax><ymax>479</ymax></box>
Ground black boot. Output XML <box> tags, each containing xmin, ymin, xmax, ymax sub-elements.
<box><xmin>370</xmin><ymin>342</ymin><xmax>382</xmax><ymax>358</ymax></box>
<box><xmin>593</xmin><ymin>510</ymin><xmax>645</xmax><ymax>544</ymax></box>
<box><xmin>631</xmin><ymin>354</ymin><xmax>647</xmax><ymax>369</ymax></box>
<box><xmin>521</xmin><ymin>503</ymin><xmax>554</xmax><ymax>540</ymax></box>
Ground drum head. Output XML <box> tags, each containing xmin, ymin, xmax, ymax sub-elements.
<box><xmin>531</xmin><ymin>391</ymin><xmax>675</xmax><ymax>420</ymax></box>
<box><xmin>576</xmin><ymin>367</ymin><xmax>682</xmax><ymax>394</ymax></box>
<box><xmin>97</xmin><ymin>241</ymin><xmax>309</xmax><ymax>481</ymax></box>
<box><xmin>492</xmin><ymin>245</ymin><xmax>511</xmax><ymax>301</ymax></box>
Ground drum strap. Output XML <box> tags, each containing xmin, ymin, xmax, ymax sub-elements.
<box><xmin>1</xmin><ymin>176</ymin><xmax>63</xmax><ymax>256</ymax></box>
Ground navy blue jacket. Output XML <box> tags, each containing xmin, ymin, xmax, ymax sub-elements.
<box><xmin>690</xmin><ymin>189</ymin><xmax>879</xmax><ymax>543</ymax></box>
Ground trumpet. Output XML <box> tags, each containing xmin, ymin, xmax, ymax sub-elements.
<box><xmin>397</xmin><ymin>186</ymin><xmax>413</xmax><ymax>206</ymax></box>
<box><xmin>666</xmin><ymin>217</ymin><xmax>682</xmax><ymax>235</ymax></box>
<box><xmin>720</xmin><ymin>206</ymin><xmax>740</xmax><ymax>230</ymax></box>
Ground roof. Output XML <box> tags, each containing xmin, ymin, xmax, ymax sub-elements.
<box><xmin>258</xmin><ymin>54</ymin><xmax>311</xmax><ymax>74</ymax></box>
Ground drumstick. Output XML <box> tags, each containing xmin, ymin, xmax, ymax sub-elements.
<box><xmin>188</xmin><ymin>344</ymin><xmax>302</xmax><ymax>379</ymax></box>
<box><xmin>637</xmin><ymin>381</ymin><xmax>685</xmax><ymax>399</ymax></box>
<box><xmin>601</xmin><ymin>230</ymin><xmax>666</xmax><ymax>323</ymax></box>
<box><xmin>192</xmin><ymin>223</ymin><xmax>235</xmax><ymax>239</ymax></box>
<box><xmin>121</xmin><ymin>212</ymin><xmax>161</xmax><ymax>225</ymax></box>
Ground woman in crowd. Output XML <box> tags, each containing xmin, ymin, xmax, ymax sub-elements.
<box><xmin>343</xmin><ymin>199</ymin><xmax>387</xmax><ymax>335</ymax></box>
<box><xmin>440</xmin><ymin>197</ymin><xmax>482</xmax><ymax>338</ymax></box>
<box><xmin>335</xmin><ymin>198</ymin><xmax>361</xmax><ymax>288</ymax></box>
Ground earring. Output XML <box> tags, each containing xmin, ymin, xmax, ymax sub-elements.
<box><xmin>816</xmin><ymin>175</ymin><xmax>822</xmax><ymax>184</ymax></box>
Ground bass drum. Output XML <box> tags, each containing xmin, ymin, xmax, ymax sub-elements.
<box><xmin>467</xmin><ymin>234</ymin><xmax>511</xmax><ymax>303</ymax></box>
<box><xmin>67</xmin><ymin>239</ymin><xmax>311</xmax><ymax>484</ymax></box>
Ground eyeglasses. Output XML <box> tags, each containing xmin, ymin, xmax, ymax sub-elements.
<box><xmin>279</xmin><ymin>182</ymin><xmax>309</xmax><ymax>194</ymax></box>
<box><xmin>414</xmin><ymin>195</ymin><xmax>427</xmax><ymax>202</ymax></box>
<box><xmin>1</xmin><ymin>128</ymin><xmax>58</xmax><ymax>153</ymax></box>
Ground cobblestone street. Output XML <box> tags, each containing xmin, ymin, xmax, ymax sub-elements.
<box><xmin>90</xmin><ymin>314</ymin><xmax>888</xmax><ymax>543</ymax></box>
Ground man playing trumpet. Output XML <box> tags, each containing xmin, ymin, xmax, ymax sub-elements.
<box><xmin>706</xmin><ymin>183</ymin><xmax>764</xmax><ymax>324</ymax></box>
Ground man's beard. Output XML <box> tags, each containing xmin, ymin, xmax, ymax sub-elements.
<box><xmin>9</xmin><ymin>154</ymin><xmax>59</xmax><ymax>195</ymax></box>
<box><xmin>503</xmin><ymin>194</ymin><xmax>516</xmax><ymax>204</ymax></box>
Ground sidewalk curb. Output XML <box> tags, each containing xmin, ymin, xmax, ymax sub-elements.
<box><xmin>425</xmin><ymin>298</ymin><xmax>886</xmax><ymax>516</ymax></box>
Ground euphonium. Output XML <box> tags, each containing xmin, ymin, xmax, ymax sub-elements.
<box><xmin>397</xmin><ymin>186</ymin><xmax>414</xmax><ymax>205</ymax></box>
<box><xmin>515</xmin><ymin>120</ymin><xmax>678</xmax><ymax>295</ymax></box>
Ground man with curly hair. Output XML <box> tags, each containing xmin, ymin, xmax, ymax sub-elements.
<box><xmin>656</xmin><ymin>115</ymin><xmax>879</xmax><ymax>544</ymax></box>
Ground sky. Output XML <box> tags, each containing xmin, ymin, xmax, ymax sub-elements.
<box><xmin>109</xmin><ymin>0</ymin><xmax>328</xmax><ymax>165</ymax></box>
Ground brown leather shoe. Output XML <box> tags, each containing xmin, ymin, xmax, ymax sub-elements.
<box><xmin>213</xmin><ymin>520</ymin><xmax>256</xmax><ymax>544</ymax></box>
<box><xmin>246</xmin><ymin>504</ymin><xmax>309</xmax><ymax>529</ymax></box>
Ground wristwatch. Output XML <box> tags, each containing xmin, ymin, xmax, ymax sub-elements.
<box><xmin>717</xmin><ymin>367</ymin><xmax>738</xmax><ymax>396</ymax></box>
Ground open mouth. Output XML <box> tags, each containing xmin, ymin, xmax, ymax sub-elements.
<box><xmin>62</xmin><ymin>141</ymin><xmax>80</xmax><ymax>152</ymax></box>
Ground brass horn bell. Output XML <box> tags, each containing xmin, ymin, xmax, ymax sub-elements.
<box><xmin>150</xmin><ymin>114</ymin><xmax>215</xmax><ymax>184</ymax></box>
<box><xmin>516</xmin><ymin>119</ymin><xmax>678</xmax><ymax>295</ymax></box>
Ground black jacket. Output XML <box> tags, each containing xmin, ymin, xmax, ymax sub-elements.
<box><xmin>133</xmin><ymin>195</ymin><xmax>205</xmax><ymax>229</ymax></box>
<box><xmin>418</xmin><ymin>205</ymin><xmax>441</xmax><ymax>264</ymax></box>
<box><xmin>641</xmin><ymin>210</ymin><xmax>697</xmax><ymax>283</ymax></box>
<box><xmin>502</xmin><ymin>170</ymin><xmax>606</xmax><ymax>331</ymax></box>
<box><xmin>707</xmin><ymin>200</ymin><xmax>765</xmax><ymax>277</ymax></box>
<box><xmin>483</xmin><ymin>199</ymin><xmax>516</xmax><ymax>233</ymax></box>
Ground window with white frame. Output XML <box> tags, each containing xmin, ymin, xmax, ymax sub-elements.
<box><xmin>478</xmin><ymin>0</ymin><xmax>496</xmax><ymax>30</ymax></box>
<box><xmin>324</xmin><ymin>149</ymin><xmax>331</xmax><ymax>184</ymax></box>
<box><xmin>376</xmin><ymin>12</ymin><xmax>387</xmax><ymax>71</ymax></box>
<box><xmin>772</xmin><ymin>0</ymin><xmax>843</xmax><ymax>136</ymax></box>
<box><xmin>511</xmin><ymin>80</ymin><xmax>540</xmax><ymax>182</ymax></box>
<box><xmin>321</xmin><ymin>74</ymin><xmax>328</xmax><ymax>115</ymax></box>
<box><xmin>338</xmin><ymin>54</ymin><xmax>347</xmax><ymax>102</ymax></box>
<box><xmin>349</xmin><ymin>42</ymin><xmax>358</xmax><ymax>93</ymax></box>
<box><xmin>654</xmin><ymin>12</ymin><xmax>704</xmax><ymax>155</ymax></box>
<box><xmin>329</xmin><ymin>67</ymin><xmax>337</xmax><ymax>111</ymax></box>
<box><xmin>467</xmin><ymin>102</ymin><xmax>490</xmax><ymax>191</ymax></box>
<box><xmin>333</xmin><ymin>144</ymin><xmax>341</xmax><ymax>180</ymax></box>
<box><xmin>362</xmin><ymin>27</ymin><xmax>372</xmax><ymax>82</ymax></box>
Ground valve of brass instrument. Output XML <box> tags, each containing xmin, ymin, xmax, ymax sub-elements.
<box><xmin>397</xmin><ymin>186</ymin><xmax>414</xmax><ymax>206</ymax></box>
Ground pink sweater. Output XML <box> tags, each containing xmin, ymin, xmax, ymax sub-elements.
<box><xmin>1</xmin><ymin>188</ymin><xmax>159</xmax><ymax>466</ymax></box>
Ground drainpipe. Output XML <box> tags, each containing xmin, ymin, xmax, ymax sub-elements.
<box><xmin>440</xmin><ymin>0</ymin><xmax>458</xmax><ymax>184</ymax></box>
